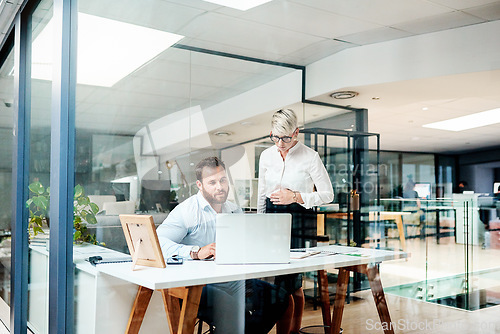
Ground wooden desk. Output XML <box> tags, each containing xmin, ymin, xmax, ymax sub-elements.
<box><xmin>97</xmin><ymin>245</ymin><xmax>407</xmax><ymax>334</ymax></box>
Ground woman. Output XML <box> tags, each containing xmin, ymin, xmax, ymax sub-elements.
<box><xmin>257</xmin><ymin>108</ymin><xmax>334</xmax><ymax>333</ymax></box>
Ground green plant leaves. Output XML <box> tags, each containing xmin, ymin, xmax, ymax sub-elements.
<box><xmin>89</xmin><ymin>203</ymin><xmax>99</xmax><ymax>214</ymax></box>
<box><xmin>85</xmin><ymin>214</ymin><xmax>97</xmax><ymax>225</ymax></box>
<box><xmin>29</xmin><ymin>181</ymin><xmax>45</xmax><ymax>195</ymax></box>
<box><xmin>32</xmin><ymin>196</ymin><xmax>49</xmax><ymax>211</ymax></box>
<box><xmin>77</xmin><ymin>196</ymin><xmax>90</xmax><ymax>206</ymax></box>
<box><xmin>27</xmin><ymin>181</ymin><xmax>102</xmax><ymax>244</ymax></box>
<box><xmin>74</xmin><ymin>184</ymin><xmax>84</xmax><ymax>198</ymax></box>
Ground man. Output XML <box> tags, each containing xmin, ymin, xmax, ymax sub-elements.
<box><xmin>157</xmin><ymin>157</ymin><xmax>290</xmax><ymax>334</ymax></box>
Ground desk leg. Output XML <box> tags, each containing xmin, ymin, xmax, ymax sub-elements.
<box><xmin>161</xmin><ymin>286</ymin><xmax>204</xmax><ymax>334</ymax></box>
<box><xmin>330</xmin><ymin>268</ymin><xmax>349</xmax><ymax>334</ymax></box>
<box><xmin>436</xmin><ymin>209</ymin><xmax>441</xmax><ymax>244</ymax></box>
<box><xmin>365</xmin><ymin>265</ymin><xmax>394</xmax><ymax>334</ymax></box>
<box><xmin>317</xmin><ymin>214</ymin><xmax>325</xmax><ymax>236</ymax></box>
<box><xmin>395</xmin><ymin>216</ymin><xmax>407</xmax><ymax>253</ymax></box>
<box><xmin>125</xmin><ymin>286</ymin><xmax>154</xmax><ymax>334</ymax></box>
<box><xmin>317</xmin><ymin>270</ymin><xmax>332</xmax><ymax>328</ymax></box>
<box><xmin>319</xmin><ymin>265</ymin><xmax>394</xmax><ymax>334</ymax></box>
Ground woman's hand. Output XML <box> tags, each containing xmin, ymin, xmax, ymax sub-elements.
<box><xmin>270</xmin><ymin>189</ymin><xmax>298</xmax><ymax>205</ymax></box>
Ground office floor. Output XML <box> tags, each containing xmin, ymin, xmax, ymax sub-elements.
<box><xmin>268</xmin><ymin>237</ymin><xmax>500</xmax><ymax>333</ymax></box>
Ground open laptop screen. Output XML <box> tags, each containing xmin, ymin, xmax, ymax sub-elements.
<box><xmin>215</xmin><ymin>213</ymin><xmax>291</xmax><ymax>264</ymax></box>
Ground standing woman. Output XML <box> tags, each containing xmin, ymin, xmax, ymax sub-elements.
<box><xmin>257</xmin><ymin>109</ymin><xmax>334</xmax><ymax>333</ymax></box>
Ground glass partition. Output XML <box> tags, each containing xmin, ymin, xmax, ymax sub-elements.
<box><xmin>27</xmin><ymin>0</ymin><xmax>53</xmax><ymax>332</ymax></box>
<box><xmin>72</xmin><ymin>1</ymin><xmax>303</xmax><ymax>331</ymax></box>
<box><xmin>5</xmin><ymin>0</ymin><xmax>500</xmax><ymax>332</ymax></box>
<box><xmin>381</xmin><ymin>195</ymin><xmax>500</xmax><ymax>312</ymax></box>
<box><xmin>0</xmin><ymin>44</ymin><xmax>14</xmax><ymax>307</ymax></box>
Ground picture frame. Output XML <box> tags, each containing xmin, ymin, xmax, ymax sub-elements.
<box><xmin>119</xmin><ymin>214</ymin><xmax>166</xmax><ymax>270</ymax></box>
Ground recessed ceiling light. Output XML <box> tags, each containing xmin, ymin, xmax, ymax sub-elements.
<box><xmin>214</xmin><ymin>131</ymin><xmax>232</xmax><ymax>137</ymax></box>
<box><xmin>423</xmin><ymin>108</ymin><xmax>500</xmax><ymax>131</ymax></box>
<box><xmin>202</xmin><ymin>0</ymin><xmax>272</xmax><ymax>10</ymax></box>
<box><xmin>422</xmin><ymin>107</ymin><xmax>428</xmax><ymax>111</ymax></box>
<box><xmin>330</xmin><ymin>91</ymin><xmax>358</xmax><ymax>99</ymax></box>
<box><xmin>372</xmin><ymin>97</ymin><xmax>380</xmax><ymax>100</ymax></box>
<box><xmin>32</xmin><ymin>13</ymin><xmax>184</xmax><ymax>87</ymax></box>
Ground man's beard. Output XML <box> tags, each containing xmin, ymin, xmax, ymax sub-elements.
<box><xmin>202</xmin><ymin>188</ymin><xmax>228</xmax><ymax>206</ymax></box>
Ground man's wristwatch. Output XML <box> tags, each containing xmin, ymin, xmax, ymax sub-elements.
<box><xmin>190</xmin><ymin>245</ymin><xmax>201</xmax><ymax>260</ymax></box>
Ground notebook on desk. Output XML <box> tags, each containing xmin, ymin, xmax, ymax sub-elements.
<box><xmin>215</xmin><ymin>213</ymin><xmax>291</xmax><ymax>264</ymax></box>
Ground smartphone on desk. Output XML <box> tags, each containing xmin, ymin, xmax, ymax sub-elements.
<box><xmin>166</xmin><ymin>255</ymin><xmax>183</xmax><ymax>265</ymax></box>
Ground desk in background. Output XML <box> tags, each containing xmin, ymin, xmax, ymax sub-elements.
<box><xmin>317</xmin><ymin>206</ymin><xmax>409</xmax><ymax>252</ymax></box>
<box><xmin>97</xmin><ymin>245</ymin><xmax>407</xmax><ymax>334</ymax></box>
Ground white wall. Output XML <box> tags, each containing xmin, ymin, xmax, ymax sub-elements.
<box><xmin>306</xmin><ymin>20</ymin><xmax>500</xmax><ymax>98</ymax></box>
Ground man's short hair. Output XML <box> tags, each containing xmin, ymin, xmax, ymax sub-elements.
<box><xmin>195</xmin><ymin>157</ymin><xmax>226</xmax><ymax>181</ymax></box>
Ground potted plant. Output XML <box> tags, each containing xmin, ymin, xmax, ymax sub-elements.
<box><xmin>26</xmin><ymin>181</ymin><xmax>102</xmax><ymax>244</ymax></box>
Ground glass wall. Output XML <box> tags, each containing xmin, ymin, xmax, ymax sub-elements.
<box><xmin>0</xmin><ymin>46</ymin><xmax>14</xmax><ymax>306</ymax></box>
<box><xmin>71</xmin><ymin>1</ymin><xmax>302</xmax><ymax>332</ymax></box>
<box><xmin>5</xmin><ymin>0</ymin><xmax>499</xmax><ymax>332</ymax></box>
<box><xmin>26</xmin><ymin>0</ymin><xmax>53</xmax><ymax>333</ymax></box>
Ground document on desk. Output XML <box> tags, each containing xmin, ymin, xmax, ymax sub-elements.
<box><xmin>290</xmin><ymin>250</ymin><xmax>321</xmax><ymax>259</ymax></box>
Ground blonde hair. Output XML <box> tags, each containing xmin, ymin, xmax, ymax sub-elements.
<box><xmin>271</xmin><ymin>109</ymin><xmax>297</xmax><ymax>135</ymax></box>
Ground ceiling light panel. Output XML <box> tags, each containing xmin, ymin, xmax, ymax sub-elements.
<box><xmin>202</xmin><ymin>0</ymin><xmax>272</xmax><ymax>11</ymax></box>
<box><xmin>423</xmin><ymin>108</ymin><xmax>500</xmax><ymax>131</ymax></box>
<box><xmin>32</xmin><ymin>13</ymin><xmax>184</xmax><ymax>87</ymax></box>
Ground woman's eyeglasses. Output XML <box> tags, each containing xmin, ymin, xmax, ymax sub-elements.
<box><xmin>270</xmin><ymin>134</ymin><xmax>293</xmax><ymax>143</ymax></box>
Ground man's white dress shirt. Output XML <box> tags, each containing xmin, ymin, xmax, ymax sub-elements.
<box><xmin>157</xmin><ymin>191</ymin><xmax>241</xmax><ymax>259</ymax></box>
<box><xmin>257</xmin><ymin>141</ymin><xmax>334</xmax><ymax>213</ymax></box>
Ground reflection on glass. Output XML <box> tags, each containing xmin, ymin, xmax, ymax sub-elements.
<box><xmin>0</xmin><ymin>45</ymin><xmax>14</xmax><ymax>307</ymax></box>
<box><xmin>27</xmin><ymin>1</ymin><xmax>53</xmax><ymax>333</ymax></box>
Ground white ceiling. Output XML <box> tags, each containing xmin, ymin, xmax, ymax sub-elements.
<box><xmin>1</xmin><ymin>0</ymin><xmax>500</xmax><ymax>155</ymax></box>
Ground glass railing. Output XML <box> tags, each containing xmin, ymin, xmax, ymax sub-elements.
<box><xmin>370</xmin><ymin>195</ymin><xmax>500</xmax><ymax>311</ymax></box>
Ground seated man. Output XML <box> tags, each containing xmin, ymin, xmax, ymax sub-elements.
<box><xmin>157</xmin><ymin>157</ymin><xmax>291</xmax><ymax>334</ymax></box>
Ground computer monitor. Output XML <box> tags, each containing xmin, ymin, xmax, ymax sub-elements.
<box><xmin>414</xmin><ymin>183</ymin><xmax>431</xmax><ymax>199</ymax></box>
<box><xmin>139</xmin><ymin>179</ymin><xmax>171</xmax><ymax>212</ymax></box>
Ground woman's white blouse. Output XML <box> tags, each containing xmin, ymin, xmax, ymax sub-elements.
<box><xmin>257</xmin><ymin>141</ymin><xmax>334</xmax><ymax>213</ymax></box>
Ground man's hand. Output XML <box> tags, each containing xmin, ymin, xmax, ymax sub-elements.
<box><xmin>198</xmin><ymin>243</ymin><xmax>216</xmax><ymax>259</ymax></box>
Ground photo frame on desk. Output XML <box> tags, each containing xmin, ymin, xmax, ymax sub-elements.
<box><xmin>119</xmin><ymin>214</ymin><xmax>166</xmax><ymax>270</ymax></box>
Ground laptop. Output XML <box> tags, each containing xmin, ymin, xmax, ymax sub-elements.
<box><xmin>215</xmin><ymin>213</ymin><xmax>292</xmax><ymax>264</ymax></box>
